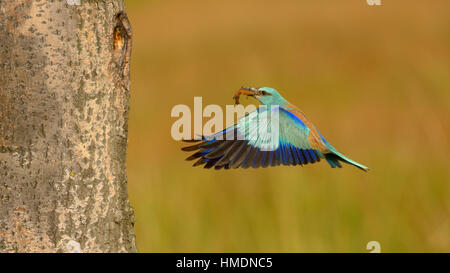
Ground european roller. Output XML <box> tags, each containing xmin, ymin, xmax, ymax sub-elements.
<box><xmin>182</xmin><ymin>87</ymin><xmax>369</xmax><ymax>171</ymax></box>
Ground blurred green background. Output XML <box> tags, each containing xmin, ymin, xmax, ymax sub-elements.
<box><xmin>125</xmin><ymin>0</ymin><xmax>450</xmax><ymax>252</ymax></box>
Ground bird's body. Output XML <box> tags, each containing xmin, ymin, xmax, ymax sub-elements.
<box><xmin>182</xmin><ymin>87</ymin><xmax>369</xmax><ymax>171</ymax></box>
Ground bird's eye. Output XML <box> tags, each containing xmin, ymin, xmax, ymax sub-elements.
<box><xmin>261</xmin><ymin>91</ymin><xmax>268</xmax><ymax>95</ymax></box>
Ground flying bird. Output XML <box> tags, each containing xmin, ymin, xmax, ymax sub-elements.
<box><xmin>182</xmin><ymin>87</ymin><xmax>369</xmax><ymax>171</ymax></box>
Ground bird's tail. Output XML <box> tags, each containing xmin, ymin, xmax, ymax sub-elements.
<box><xmin>325</xmin><ymin>148</ymin><xmax>369</xmax><ymax>172</ymax></box>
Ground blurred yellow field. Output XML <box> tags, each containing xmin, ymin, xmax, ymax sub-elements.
<box><xmin>125</xmin><ymin>0</ymin><xmax>450</xmax><ymax>252</ymax></box>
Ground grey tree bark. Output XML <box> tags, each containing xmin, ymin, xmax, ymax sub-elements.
<box><xmin>0</xmin><ymin>0</ymin><xmax>137</xmax><ymax>252</ymax></box>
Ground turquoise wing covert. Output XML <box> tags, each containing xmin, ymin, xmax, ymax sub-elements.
<box><xmin>182</xmin><ymin>106</ymin><xmax>324</xmax><ymax>169</ymax></box>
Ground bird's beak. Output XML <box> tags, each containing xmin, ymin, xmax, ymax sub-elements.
<box><xmin>238</xmin><ymin>87</ymin><xmax>258</xmax><ymax>97</ymax></box>
<box><xmin>233</xmin><ymin>87</ymin><xmax>259</xmax><ymax>105</ymax></box>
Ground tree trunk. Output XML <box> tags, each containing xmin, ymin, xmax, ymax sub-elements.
<box><xmin>0</xmin><ymin>0</ymin><xmax>137</xmax><ymax>252</ymax></box>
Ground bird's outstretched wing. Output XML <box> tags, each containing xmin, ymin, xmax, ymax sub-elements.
<box><xmin>182</xmin><ymin>106</ymin><xmax>325</xmax><ymax>169</ymax></box>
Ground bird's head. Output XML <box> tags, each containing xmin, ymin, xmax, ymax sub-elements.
<box><xmin>237</xmin><ymin>87</ymin><xmax>287</xmax><ymax>106</ymax></box>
